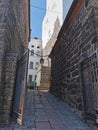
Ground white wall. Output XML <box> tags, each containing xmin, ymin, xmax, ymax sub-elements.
<box><xmin>27</xmin><ymin>38</ymin><xmax>42</xmax><ymax>84</ymax></box>
<box><xmin>42</xmin><ymin>0</ymin><xmax>63</xmax><ymax>48</ymax></box>
<box><xmin>42</xmin><ymin>0</ymin><xmax>73</xmax><ymax>48</ymax></box>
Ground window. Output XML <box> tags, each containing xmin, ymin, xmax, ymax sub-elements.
<box><xmin>30</xmin><ymin>62</ymin><xmax>33</xmax><ymax>69</ymax></box>
<box><xmin>29</xmin><ymin>75</ymin><xmax>32</xmax><ymax>82</ymax></box>
<box><xmin>31</xmin><ymin>49</ymin><xmax>34</xmax><ymax>56</ymax></box>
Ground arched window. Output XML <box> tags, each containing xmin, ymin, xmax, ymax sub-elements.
<box><xmin>31</xmin><ymin>49</ymin><xmax>34</xmax><ymax>56</ymax></box>
<box><xmin>30</xmin><ymin>62</ymin><xmax>33</xmax><ymax>69</ymax></box>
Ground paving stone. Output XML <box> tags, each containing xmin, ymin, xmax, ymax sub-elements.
<box><xmin>35</xmin><ymin>104</ymin><xmax>43</xmax><ymax>108</ymax></box>
<box><xmin>35</xmin><ymin>115</ymin><xmax>48</xmax><ymax>121</ymax></box>
<box><xmin>0</xmin><ymin>128</ymin><xmax>13</xmax><ymax>130</ymax></box>
<box><xmin>36</xmin><ymin>121</ymin><xmax>52</xmax><ymax>130</ymax></box>
<box><xmin>14</xmin><ymin>128</ymin><xmax>22</xmax><ymax>130</ymax></box>
<box><xmin>1</xmin><ymin>90</ymin><xmax>98</xmax><ymax>130</ymax></box>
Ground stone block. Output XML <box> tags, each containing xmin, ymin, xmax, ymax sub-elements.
<box><xmin>50</xmin><ymin>0</ymin><xmax>98</xmax><ymax>113</ymax></box>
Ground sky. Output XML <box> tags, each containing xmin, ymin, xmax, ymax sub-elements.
<box><xmin>30</xmin><ymin>0</ymin><xmax>73</xmax><ymax>40</ymax></box>
<box><xmin>30</xmin><ymin>0</ymin><xmax>46</xmax><ymax>39</ymax></box>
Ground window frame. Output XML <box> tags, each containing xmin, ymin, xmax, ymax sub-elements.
<box><xmin>29</xmin><ymin>75</ymin><xmax>33</xmax><ymax>82</ymax></box>
<box><xmin>29</xmin><ymin>62</ymin><xmax>33</xmax><ymax>69</ymax></box>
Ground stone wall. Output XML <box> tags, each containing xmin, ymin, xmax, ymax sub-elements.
<box><xmin>50</xmin><ymin>0</ymin><xmax>98</xmax><ymax>111</ymax></box>
<box><xmin>1</xmin><ymin>53</ymin><xmax>17</xmax><ymax>124</ymax></box>
<box><xmin>0</xmin><ymin>0</ymin><xmax>30</xmax><ymax>124</ymax></box>
<box><xmin>38</xmin><ymin>66</ymin><xmax>51</xmax><ymax>90</ymax></box>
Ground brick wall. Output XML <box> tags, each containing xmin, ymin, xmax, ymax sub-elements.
<box><xmin>50</xmin><ymin>0</ymin><xmax>98</xmax><ymax>111</ymax></box>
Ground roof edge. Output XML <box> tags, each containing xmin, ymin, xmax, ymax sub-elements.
<box><xmin>49</xmin><ymin>0</ymin><xmax>84</xmax><ymax>58</ymax></box>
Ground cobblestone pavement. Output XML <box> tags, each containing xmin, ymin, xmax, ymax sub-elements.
<box><xmin>0</xmin><ymin>89</ymin><xmax>98</xmax><ymax>130</ymax></box>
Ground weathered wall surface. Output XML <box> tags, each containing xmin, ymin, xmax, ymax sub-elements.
<box><xmin>43</xmin><ymin>18</ymin><xmax>61</xmax><ymax>67</ymax></box>
<box><xmin>38</xmin><ymin>66</ymin><xmax>51</xmax><ymax>90</ymax></box>
<box><xmin>0</xmin><ymin>0</ymin><xmax>30</xmax><ymax>124</ymax></box>
<box><xmin>2</xmin><ymin>53</ymin><xmax>17</xmax><ymax>123</ymax></box>
<box><xmin>50</xmin><ymin>0</ymin><xmax>98</xmax><ymax>111</ymax></box>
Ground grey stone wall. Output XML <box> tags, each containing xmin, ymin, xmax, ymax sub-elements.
<box><xmin>0</xmin><ymin>0</ymin><xmax>29</xmax><ymax>124</ymax></box>
<box><xmin>0</xmin><ymin>53</ymin><xmax>17</xmax><ymax>124</ymax></box>
<box><xmin>0</xmin><ymin>0</ymin><xmax>10</xmax><ymax>124</ymax></box>
<box><xmin>50</xmin><ymin>0</ymin><xmax>98</xmax><ymax>111</ymax></box>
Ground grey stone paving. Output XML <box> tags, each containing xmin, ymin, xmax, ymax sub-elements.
<box><xmin>0</xmin><ymin>89</ymin><xmax>98</xmax><ymax>130</ymax></box>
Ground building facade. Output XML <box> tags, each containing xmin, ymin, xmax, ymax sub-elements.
<box><xmin>49</xmin><ymin>0</ymin><xmax>98</xmax><ymax>123</ymax></box>
<box><xmin>40</xmin><ymin>0</ymin><xmax>73</xmax><ymax>91</ymax></box>
<box><xmin>0</xmin><ymin>0</ymin><xmax>30</xmax><ymax>124</ymax></box>
<box><xmin>42</xmin><ymin>0</ymin><xmax>73</xmax><ymax>48</ymax></box>
<box><xmin>42</xmin><ymin>0</ymin><xmax>73</xmax><ymax>66</ymax></box>
<box><xmin>27</xmin><ymin>38</ymin><xmax>42</xmax><ymax>88</ymax></box>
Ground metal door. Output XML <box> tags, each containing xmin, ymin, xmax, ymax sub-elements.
<box><xmin>81</xmin><ymin>50</ymin><xmax>98</xmax><ymax>122</ymax></box>
<box><xmin>13</xmin><ymin>50</ymin><xmax>29</xmax><ymax>124</ymax></box>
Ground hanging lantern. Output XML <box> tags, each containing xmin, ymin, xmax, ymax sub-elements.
<box><xmin>40</xmin><ymin>57</ymin><xmax>44</xmax><ymax>64</ymax></box>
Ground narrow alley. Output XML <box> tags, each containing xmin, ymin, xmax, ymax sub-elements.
<box><xmin>0</xmin><ymin>89</ymin><xmax>98</xmax><ymax>130</ymax></box>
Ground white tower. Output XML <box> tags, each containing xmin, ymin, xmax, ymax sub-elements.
<box><xmin>42</xmin><ymin>0</ymin><xmax>73</xmax><ymax>48</ymax></box>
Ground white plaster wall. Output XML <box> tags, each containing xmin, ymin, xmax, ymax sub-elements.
<box><xmin>42</xmin><ymin>0</ymin><xmax>63</xmax><ymax>48</ymax></box>
<box><xmin>36</xmin><ymin>66</ymin><xmax>41</xmax><ymax>86</ymax></box>
<box><xmin>42</xmin><ymin>0</ymin><xmax>73</xmax><ymax>48</ymax></box>
<box><xmin>27</xmin><ymin>39</ymin><xmax>42</xmax><ymax>83</ymax></box>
